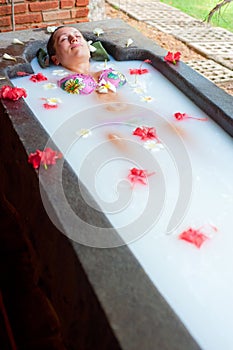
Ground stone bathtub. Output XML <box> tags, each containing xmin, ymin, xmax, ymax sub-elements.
<box><xmin>0</xmin><ymin>19</ymin><xmax>233</xmax><ymax>350</ymax></box>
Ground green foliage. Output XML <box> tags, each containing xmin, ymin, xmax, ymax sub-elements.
<box><xmin>160</xmin><ymin>0</ymin><xmax>233</xmax><ymax>32</ymax></box>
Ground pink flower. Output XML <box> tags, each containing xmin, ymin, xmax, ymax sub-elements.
<box><xmin>29</xmin><ymin>72</ymin><xmax>48</xmax><ymax>82</ymax></box>
<box><xmin>0</xmin><ymin>85</ymin><xmax>27</xmax><ymax>101</ymax></box>
<box><xmin>164</xmin><ymin>51</ymin><xmax>181</xmax><ymax>65</ymax></box>
<box><xmin>133</xmin><ymin>126</ymin><xmax>158</xmax><ymax>141</ymax></box>
<box><xmin>28</xmin><ymin>148</ymin><xmax>62</xmax><ymax>169</ymax></box>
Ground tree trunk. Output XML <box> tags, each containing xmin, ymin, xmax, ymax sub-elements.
<box><xmin>207</xmin><ymin>0</ymin><xmax>233</xmax><ymax>23</ymax></box>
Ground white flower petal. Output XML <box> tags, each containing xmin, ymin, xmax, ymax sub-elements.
<box><xmin>87</xmin><ymin>41</ymin><xmax>97</xmax><ymax>53</ymax></box>
<box><xmin>97</xmin><ymin>86</ymin><xmax>108</xmax><ymax>94</ymax></box>
<box><xmin>126</xmin><ymin>38</ymin><xmax>133</xmax><ymax>47</ymax></box>
<box><xmin>47</xmin><ymin>26</ymin><xmax>57</xmax><ymax>33</ymax></box>
<box><xmin>46</xmin><ymin>97</ymin><xmax>62</xmax><ymax>105</ymax></box>
<box><xmin>143</xmin><ymin>140</ymin><xmax>164</xmax><ymax>152</ymax></box>
<box><xmin>12</xmin><ymin>38</ymin><xmax>24</xmax><ymax>45</ymax></box>
<box><xmin>52</xmin><ymin>69</ymin><xmax>68</xmax><ymax>77</ymax></box>
<box><xmin>93</xmin><ymin>27</ymin><xmax>104</xmax><ymax>36</ymax></box>
<box><xmin>43</xmin><ymin>83</ymin><xmax>57</xmax><ymax>90</ymax></box>
<box><xmin>141</xmin><ymin>95</ymin><xmax>153</xmax><ymax>103</ymax></box>
<box><xmin>3</xmin><ymin>53</ymin><xmax>16</xmax><ymax>61</ymax></box>
<box><xmin>76</xmin><ymin>129</ymin><xmax>92</xmax><ymax>138</ymax></box>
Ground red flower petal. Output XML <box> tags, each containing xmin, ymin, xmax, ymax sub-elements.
<box><xmin>28</xmin><ymin>150</ymin><xmax>43</xmax><ymax>169</ymax></box>
<box><xmin>29</xmin><ymin>72</ymin><xmax>48</xmax><ymax>82</ymax></box>
<box><xmin>0</xmin><ymin>85</ymin><xmax>27</xmax><ymax>101</ymax></box>
<box><xmin>179</xmin><ymin>228</ymin><xmax>209</xmax><ymax>248</ymax></box>
<box><xmin>28</xmin><ymin>148</ymin><xmax>62</xmax><ymax>169</ymax></box>
<box><xmin>129</xmin><ymin>68</ymin><xmax>149</xmax><ymax>75</ymax></box>
<box><xmin>127</xmin><ymin>167</ymin><xmax>155</xmax><ymax>185</ymax></box>
<box><xmin>174</xmin><ymin>51</ymin><xmax>181</xmax><ymax>61</ymax></box>
<box><xmin>133</xmin><ymin>126</ymin><xmax>158</xmax><ymax>140</ymax></box>
<box><xmin>128</xmin><ymin>167</ymin><xmax>147</xmax><ymax>185</ymax></box>
<box><xmin>17</xmin><ymin>71</ymin><xmax>30</xmax><ymax>76</ymax></box>
<box><xmin>173</xmin><ymin>112</ymin><xmax>208</xmax><ymax>121</ymax></box>
<box><xmin>164</xmin><ymin>51</ymin><xmax>181</xmax><ymax>65</ymax></box>
<box><xmin>43</xmin><ymin>103</ymin><xmax>58</xmax><ymax>109</ymax></box>
<box><xmin>174</xmin><ymin>112</ymin><xmax>187</xmax><ymax>120</ymax></box>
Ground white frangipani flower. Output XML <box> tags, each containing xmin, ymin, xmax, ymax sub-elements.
<box><xmin>143</xmin><ymin>141</ymin><xmax>164</xmax><ymax>152</ymax></box>
<box><xmin>43</xmin><ymin>83</ymin><xmax>57</xmax><ymax>90</ymax></box>
<box><xmin>97</xmin><ymin>79</ymin><xmax>116</xmax><ymax>93</ymax></box>
<box><xmin>126</xmin><ymin>38</ymin><xmax>133</xmax><ymax>47</ymax></box>
<box><xmin>52</xmin><ymin>69</ymin><xmax>68</xmax><ymax>77</ymax></box>
<box><xmin>12</xmin><ymin>38</ymin><xmax>24</xmax><ymax>45</ymax></box>
<box><xmin>47</xmin><ymin>26</ymin><xmax>57</xmax><ymax>33</ymax></box>
<box><xmin>87</xmin><ymin>40</ymin><xmax>97</xmax><ymax>53</ymax></box>
<box><xmin>141</xmin><ymin>95</ymin><xmax>153</xmax><ymax>103</ymax></box>
<box><xmin>76</xmin><ymin>129</ymin><xmax>92</xmax><ymax>138</ymax></box>
<box><xmin>3</xmin><ymin>53</ymin><xmax>16</xmax><ymax>61</ymax></box>
<box><xmin>93</xmin><ymin>27</ymin><xmax>104</xmax><ymax>36</ymax></box>
<box><xmin>46</xmin><ymin>97</ymin><xmax>62</xmax><ymax>105</ymax></box>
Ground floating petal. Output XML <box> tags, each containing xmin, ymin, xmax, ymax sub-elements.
<box><xmin>43</xmin><ymin>83</ymin><xmax>57</xmax><ymax>90</ymax></box>
<box><xmin>3</xmin><ymin>53</ymin><xmax>16</xmax><ymax>61</ymax></box>
<box><xmin>144</xmin><ymin>140</ymin><xmax>164</xmax><ymax>152</ymax></box>
<box><xmin>76</xmin><ymin>129</ymin><xmax>92</xmax><ymax>138</ymax></box>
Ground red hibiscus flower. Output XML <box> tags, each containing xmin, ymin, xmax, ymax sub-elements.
<box><xmin>129</xmin><ymin>59</ymin><xmax>152</xmax><ymax>82</ymax></box>
<box><xmin>128</xmin><ymin>168</ymin><xmax>148</xmax><ymax>185</ymax></box>
<box><xmin>179</xmin><ymin>228</ymin><xmax>209</xmax><ymax>248</ymax></box>
<box><xmin>129</xmin><ymin>68</ymin><xmax>149</xmax><ymax>75</ymax></box>
<box><xmin>28</xmin><ymin>150</ymin><xmax>43</xmax><ymax>169</ymax></box>
<box><xmin>133</xmin><ymin>126</ymin><xmax>158</xmax><ymax>141</ymax></box>
<box><xmin>0</xmin><ymin>85</ymin><xmax>27</xmax><ymax>101</ymax></box>
<box><xmin>28</xmin><ymin>148</ymin><xmax>62</xmax><ymax>169</ymax></box>
<box><xmin>29</xmin><ymin>72</ymin><xmax>48</xmax><ymax>82</ymax></box>
<box><xmin>43</xmin><ymin>103</ymin><xmax>58</xmax><ymax>110</ymax></box>
<box><xmin>174</xmin><ymin>112</ymin><xmax>208</xmax><ymax>121</ymax></box>
<box><xmin>128</xmin><ymin>167</ymin><xmax>155</xmax><ymax>185</ymax></box>
<box><xmin>164</xmin><ymin>51</ymin><xmax>181</xmax><ymax>65</ymax></box>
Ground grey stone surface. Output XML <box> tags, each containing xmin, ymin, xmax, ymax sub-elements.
<box><xmin>0</xmin><ymin>18</ymin><xmax>233</xmax><ymax>350</ymax></box>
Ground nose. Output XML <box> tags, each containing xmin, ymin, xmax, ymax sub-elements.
<box><xmin>69</xmin><ymin>34</ymin><xmax>77</xmax><ymax>43</ymax></box>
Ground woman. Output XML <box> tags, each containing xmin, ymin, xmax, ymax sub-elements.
<box><xmin>47</xmin><ymin>26</ymin><xmax>126</xmax><ymax>96</ymax></box>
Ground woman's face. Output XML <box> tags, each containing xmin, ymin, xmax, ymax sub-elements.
<box><xmin>51</xmin><ymin>27</ymin><xmax>90</xmax><ymax>68</ymax></box>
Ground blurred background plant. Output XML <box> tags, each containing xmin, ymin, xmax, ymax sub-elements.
<box><xmin>160</xmin><ymin>0</ymin><xmax>233</xmax><ymax>32</ymax></box>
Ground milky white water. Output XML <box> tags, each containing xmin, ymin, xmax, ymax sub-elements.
<box><xmin>12</xmin><ymin>56</ymin><xmax>233</xmax><ymax>350</ymax></box>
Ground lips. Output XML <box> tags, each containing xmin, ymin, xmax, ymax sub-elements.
<box><xmin>71</xmin><ymin>42</ymin><xmax>82</xmax><ymax>49</ymax></box>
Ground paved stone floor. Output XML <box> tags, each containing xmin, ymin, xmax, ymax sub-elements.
<box><xmin>106</xmin><ymin>0</ymin><xmax>233</xmax><ymax>95</ymax></box>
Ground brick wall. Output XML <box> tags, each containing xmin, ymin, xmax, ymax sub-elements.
<box><xmin>0</xmin><ymin>0</ymin><xmax>89</xmax><ymax>32</ymax></box>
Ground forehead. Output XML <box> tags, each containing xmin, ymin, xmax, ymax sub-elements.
<box><xmin>53</xmin><ymin>27</ymin><xmax>82</xmax><ymax>40</ymax></box>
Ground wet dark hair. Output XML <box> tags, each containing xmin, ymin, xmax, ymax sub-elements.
<box><xmin>47</xmin><ymin>26</ymin><xmax>65</xmax><ymax>59</ymax></box>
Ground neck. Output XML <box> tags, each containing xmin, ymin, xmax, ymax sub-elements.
<box><xmin>66</xmin><ymin>61</ymin><xmax>91</xmax><ymax>75</ymax></box>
